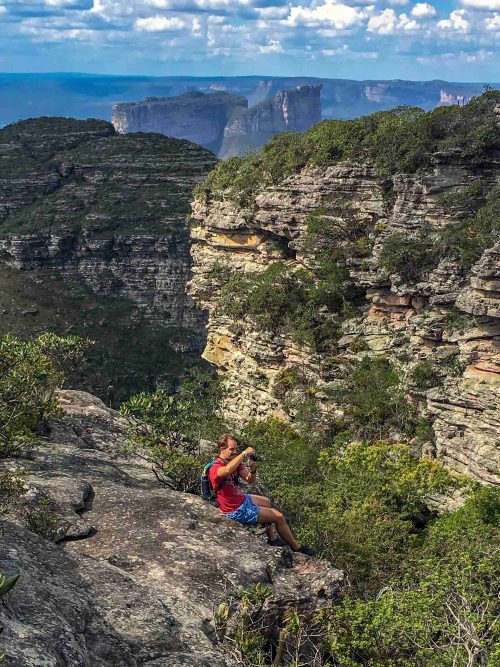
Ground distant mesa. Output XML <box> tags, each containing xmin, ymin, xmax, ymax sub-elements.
<box><xmin>112</xmin><ymin>91</ymin><xmax>247</xmax><ymax>156</ymax></box>
<box><xmin>112</xmin><ymin>84</ymin><xmax>322</xmax><ymax>158</ymax></box>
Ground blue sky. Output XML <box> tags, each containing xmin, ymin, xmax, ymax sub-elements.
<box><xmin>0</xmin><ymin>0</ymin><xmax>498</xmax><ymax>81</ymax></box>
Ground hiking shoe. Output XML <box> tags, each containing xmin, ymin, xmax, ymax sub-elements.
<box><xmin>268</xmin><ymin>536</ymin><xmax>287</xmax><ymax>547</ymax></box>
<box><xmin>294</xmin><ymin>545</ymin><xmax>316</xmax><ymax>557</ymax></box>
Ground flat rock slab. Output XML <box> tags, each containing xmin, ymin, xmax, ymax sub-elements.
<box><xmin>0</xmin><ymin>390</ymin><xmax>342</xmax><ymax>666</ymax></box>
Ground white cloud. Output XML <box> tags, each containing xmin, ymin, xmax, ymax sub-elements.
<box><xmin>367</xmin><ymin>8</ymin><xmax>419</xmax><ymax>33</ymax></box>
<box><xmin>321</xmin><ymin>44</ymin><xmax>348</xmax><ymax>54</ymax></box>
<box><xmin>411</xmin><ymin>3</ymin><xmax>436</xmax><ymax>17</ymax></box>
<box><xmin>460</xmin><ymin>0</ymin><xmax>500</xmax><ymax>9</ymax></box>
<box><xmin>284</xmin><ymin>1</ymin><xmax>367</xmax><ymax>30</ymax></box>
<box><xmin>258</xmin><ymin>38</ymin><xmax>283</xmax><ymax>53</ymax></box>
<box><xmin>485</xmin><ymin>13</ymin><xmax>500</xmax><ymax>28</ymax></box>
<box><xmin>417</xmin><ymin>48</ymin><xmax>494</xmax><ymax>63</ymax></box>
<box><xmin>134</xmin><ymin>15</ymin><xmax>186</xmax><ymax>31</ymax></box>
<box><xmin>437</xmin><ymin>9</ymin><xmax>470</xmax><ymax>32</ymax></box>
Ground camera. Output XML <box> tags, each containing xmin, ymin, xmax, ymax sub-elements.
<box><xmin>248</xmin><ymin>453</ymin><xmax>260</xmax><ymax>463</ymax></box>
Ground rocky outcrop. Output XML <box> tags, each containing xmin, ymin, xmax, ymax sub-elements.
<box><xmin>112</xmin><ymin>92</ymin><xmax>248</xmax><ymax>156</ymax></box>
<box><xmin>219</xmin><ymin>85</ymin><xmax>322</xmax><ymax>159</ymax></box>
<box><xmin>0</xmin><ymin>390</ymin><xmax>342</xmax><ymax>666</ymax></box>
<box><xmin>113</xmin><ymin>86</ymin><xmax>322</xmax><ymax>159</ymax></box>
<box><xmin>188</xmin><ymin>154</ymin><xmax>500</xmax><ymax>484</ymax></box>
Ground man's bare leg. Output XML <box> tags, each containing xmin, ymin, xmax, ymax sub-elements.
<box><xmin>257</xmin><ymin>507</ymin><xmax>300</xmax><ymax>551</ymax></box>
<box><xmin>251</xmin><ymin>495</ymin><xmax>278</xmax><ymax>541</ymax></box>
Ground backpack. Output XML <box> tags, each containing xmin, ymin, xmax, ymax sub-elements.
<box><xmin>201</xmin><ymin>460</ymin><xmax>218</xmax><ymax>501</ymax></box>
<box><xmin>200</xmin><ymin>460</ymin><xmax>239</xmax><ymax>501</ymax></box>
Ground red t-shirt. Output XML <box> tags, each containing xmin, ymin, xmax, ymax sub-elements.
<box><xmin>209</xmin><ymin>458</ymin><xmax>246</xmax><ymax>513</ymax></box>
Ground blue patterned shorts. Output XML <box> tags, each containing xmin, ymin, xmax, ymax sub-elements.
<box><xmin>224</xmin><ymin>494</ymin><xmax>260</xmax><ymax>525</ymax></box>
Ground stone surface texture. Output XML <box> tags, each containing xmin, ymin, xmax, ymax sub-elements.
<box><xmin>188</xmin><ymin>153</ymin><xmax>500</xmax><ymax>484</ymax></box>
<box><xmin>0</xmin><ymin>390</ymin><xmax>342</xmax><ymax>667</ymax></box>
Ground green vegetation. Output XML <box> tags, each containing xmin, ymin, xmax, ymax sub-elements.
<box><xmin>0</xmin><ymin>571</ymin><xmax>20</xmax><ymax>664</ymax></box>
<box><xmin>411</xmin><ymin>360</ymin><xmax>441</xmax><ymax>390</ymax></box>
<box><xmin>219</xmin><ymin>259</ymin><xmax>357</xmax><ymax>353</ymax></box>
<box><xmin>0</xmin><ymin>263</ymin><xmax>201</xmax><ymax>405</ymax></box>
<box><xmin>196</xmin><ymin>92</ymin><xmax>500</xmax><ymax>206</ymax></box>
<box><xmin>121</xmin><ymin>368</ymin><xmax>225</xmax><ymax>493</ymax></box>
<box><xmin>379</xmin><ymin>226</ymin><xmax>437</xmax><ymax>283</ymax></box>
<box><xmin>0</xmin><ymin>119</ymin><xmax>215</xmax><ymax>237</ymax></box>
<box><xmin>380</xmin><ymin>181</ymin><xmax>500</xmax><ymax>282</ymax></box>
<box><xmin>437</xmin><ymin>183</ymin><xmax>500</xmax><ymax>270</ymax></box>
<box><xmin>24</xmin><ymin>498</ymin><xmax>61</xmax><ymax>541</ymax></box>
<box><xmin>0</xmin><ymin>332</ymin><xmax>87</xmax><ymax>456</ymax></box>
<box><xmin>221</xmin><ymin>415</ymin><xmax>500</xmax><ymax>666</ymax></box>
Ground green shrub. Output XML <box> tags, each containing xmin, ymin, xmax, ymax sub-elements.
<box><xmin>437</xmin><ymin>183</ymin><xmax>500</xmax><ymax>270</ymax></box>
<box><xmin>332</xmin><ymin>356</ymin><xmax>418</xmax><ymax>441</ymax></box>
<box><xmin>121</xmin><ymin>368</ymin><xmax>226</xmax><ymax>493</ymax></box>
<box><xmin>24</xmin><ymin>498</ymin><xmax>61</xmax><ymax>541</ymax></box>
<box><xmin>325</xmin><ymin>486</ymin><xmax>500</xmax><ymax>666</ymax></box>
<box><xmin>379</xmin><ymin>227</ymin><xmax>437</xmax><ymax>284</ymax></box>
<box><xmin>0</xmin><ymin>333</ymin><xmax>88</xmax><ymax>456</ymax></box>
<box><xmin>219</xmin><ymin>261</ymin><xmax>354</xmax><ymax>353</ymax></box>
<box><xmin>411</xmin><ymin>361</ymin><xmax>441</xmax><ymax>390</ymax></box>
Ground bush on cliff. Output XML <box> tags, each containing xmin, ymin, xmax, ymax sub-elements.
<box><xmin>121</xmin><ymin>368</ymin><xmax>225</xmax><ymax>493</ymax></box>
<box><xmin>219</xmin><ymin>261</ymin><xmax>355</xmax><ymax>352</ymax></box>
<box><xmin>242</xmin><ymin>418</ymin><xmax>459</xmax><ymax>598</ymax></box>
<box><xmin>0</xmin><ymin>333</ymin><xmax>88</xmax><ymax>457</ymax></box>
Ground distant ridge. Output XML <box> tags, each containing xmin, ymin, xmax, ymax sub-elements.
<box><xmin>0</xmin><ymin>72</ymin><xmax>497</xmax><ymax>130</ymax></box>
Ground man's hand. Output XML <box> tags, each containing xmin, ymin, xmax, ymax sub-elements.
<box><xmin>244</xmin><ymin>447</ymin><xmax>255</xmax><ymax>456</ymax></box>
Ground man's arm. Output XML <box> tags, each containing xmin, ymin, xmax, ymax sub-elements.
<box><xmin>239</xmin><ymin>463</ymin><xmax>257</xmax><ymax>483</ymax></box>
<box><xmin>216</xmin><ymin>447</ymin><xmax>255</xmax><ymax>477</ymax></box>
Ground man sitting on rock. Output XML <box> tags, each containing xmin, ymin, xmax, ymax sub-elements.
<box><xmin>209</xmin><ymin>433</ymin><xmax>316</xmax><ymax>557</ymax></box>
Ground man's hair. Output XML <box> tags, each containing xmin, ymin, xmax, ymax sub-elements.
<box><xmin>218</xmin><ymin>433</ymin><xmax>237</xmax><ymax>453</ymax></box>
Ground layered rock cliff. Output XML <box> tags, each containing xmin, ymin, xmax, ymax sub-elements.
<box><xmin>0</xmin><ymin>390</ymin><xmax>342</xmax><ymax>666</ymax></box>
<box><xmin>112</xmin><ymin>92</ymin><xmax>248</xmax><ymax>156</ymax></box>
<box><xmin>113</xmin><ymin>86</ymin><xmax>322</xmax><ymax>159</ymax></box>
<box><xmin>219</xmin><ymin>85</ymin><xmax>322</xmax><ymax>159</ymax></box>
<box><xmin>0</xmin><ymin>117</ymin><xmax>216</xmax><ymax>401</ymax></box>
<box><xmin>188</xmin><ymin>98</ymin><xmax>500</xmax><ymax>484</ymax></box>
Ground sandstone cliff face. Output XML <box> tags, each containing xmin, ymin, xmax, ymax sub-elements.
<box><xmin>219</xmin><ymin>85</ymin><xmax>322</xmax><ymax>159</ymax></box>
<box><xmin>0</xmin><ymin>390</ymin><xmax>342</xmax><ymax>666</ymax></box>
<box><xmin>112</xmin><ymin>92</ymin><xmax>248</xmax><ymax>156</ymax></box>
<box><xmin>188</xmin><ymin>157</ymin><xmax>500</xmax><ymax>484</ymax></box>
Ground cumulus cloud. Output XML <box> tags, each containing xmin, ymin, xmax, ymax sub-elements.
<box><xmin>437</xmin><ymin>9</ymin><xmax>470</xmax><ymax>32</ymax></box>
<box><xmin>284</xmin><ymin>1</ymin><xmax>367</xmax><ymax>30</ymax></box>
<box><xmin>134</xmin><ymin>15</ymin><xmax>186</xmax><ymax>30</ymax></box>
<box><xmin>459</xmin><ymin>0</ymin><xmax>500</xmax><ymax>9</ymax></box>
<box><xmin>367</xmin><ymin>8</ymin><xmax>418</xmax><ymax>33</ymax></box>
<box><xmin>485</xmin><ymin>13</ymin><xmax>500</xmax><ymax>28</ymax></box>
<box><xmin>258</xmin><ymin>38</ymin><xmax>283</xmax><ymax>52</ymax></box>
<box><xmin>411</xmin><ymin>3</ymin><xmax>435</xmax><ymax>17</ymax></box>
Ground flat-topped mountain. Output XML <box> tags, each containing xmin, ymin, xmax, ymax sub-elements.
<box><xmin>112</xmin><ymin>91</ymin><xmax>247</xmax><ymax>156</ymax></box>
<box><xmin>113</xmin><ymin>85</ymin><xmax>322</xmax><ymax>158</ymax></box>
<box><xmin>219</xmin><ymin>84</ymin><xmax>322</xmax><ymax>159</ymax></box>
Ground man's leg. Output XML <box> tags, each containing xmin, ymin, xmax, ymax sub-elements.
<box><xmin>251</xmin><ymin>495</ymin><xmax>277</xmax><ymax>541</ymax></box>
<box><xmin>257</xmin><ymin>507</ymin><xmax>300</xmax><ymax>551</ymax></box>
